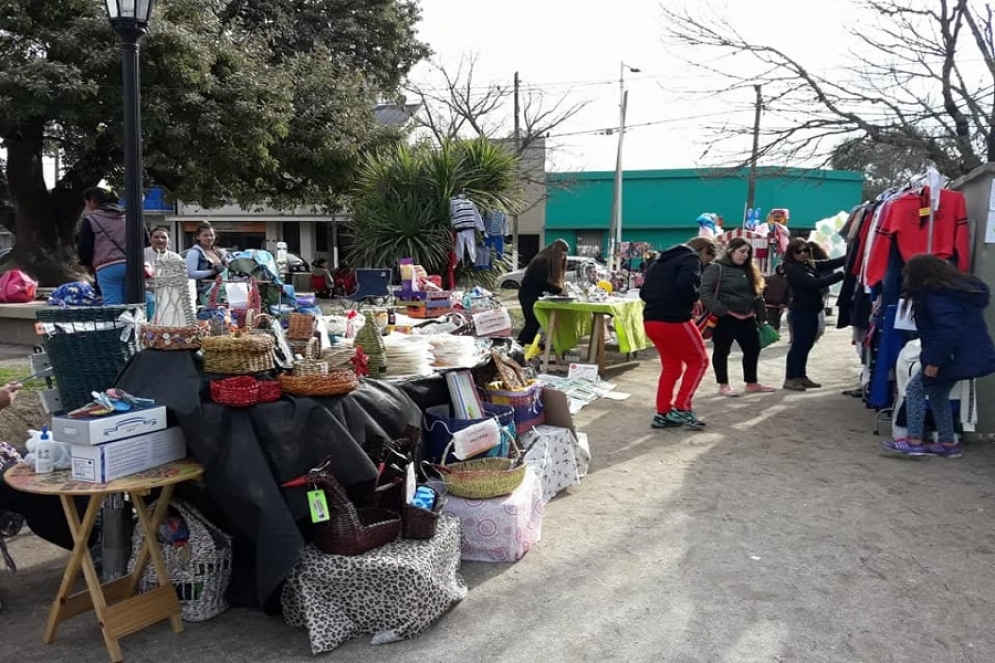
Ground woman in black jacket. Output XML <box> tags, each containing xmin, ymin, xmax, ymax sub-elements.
<box><xmin>517</xmin><ymin>239</ymin><xmax>568</xmax><ymax>346</ymax></box>
<box><xmin>782</xmin><ymin>238</ymin><xmax>845</xmax><ymax>390</ymax></box>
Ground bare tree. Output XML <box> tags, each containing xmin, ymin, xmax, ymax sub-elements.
<box><xmin>662</xmin><ymin>0</ymin><xmax>995</xmax><ymax>178</ymax></box>
<box><xmin>406</xmin><ymin>54</ymin><xmax>587</xmax><ymax>156</ymax></box>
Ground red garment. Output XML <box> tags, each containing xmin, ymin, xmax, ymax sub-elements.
<box><xmin>864</xmin><ymin>188</ymin><xmax>969</xmax><ymax>287</ymax></box>
<box><xmin>644</xmin><ymin>320</ymin><xmax>709</xmax><ymax>413</ymax></box>
<box><xmin>851</xmin><ymin>204</ymin><xmax>879</xmax><ymax>276</ymax></box>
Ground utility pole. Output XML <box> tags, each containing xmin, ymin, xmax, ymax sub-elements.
<box><xmin>746</xmin><ymin>84</ymin><xmax>763</xmax><ymax>211</ymax></box>
<box><xmin>609</xmin><ymin>62</ymin><xmax>639</xmax><ymax>273</ymax></box>
<box><xmin>512</xmin><ymin>71</ymin><xmax>521</xmax><ymax>269</ymax></box>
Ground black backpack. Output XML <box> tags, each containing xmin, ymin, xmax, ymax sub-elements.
<box><xmin>763</xmin><ymin>271</ymin><xmax>791</xmax><ymax>307</ymax></box>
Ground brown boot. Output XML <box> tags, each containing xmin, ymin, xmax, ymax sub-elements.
<box><xmin>783</xmin><ymin>378</ymin><xmax>807</xmax><ymax>391</ymax></box>
<box><xmin>799</xmin><ymin>377</ymin><xmax>822</xmax><ymax>389</ymax></box>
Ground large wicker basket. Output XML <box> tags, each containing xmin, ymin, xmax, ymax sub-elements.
<box><xmin>35</xmin><ymin>305</ymin><xmax>142</xmax><ymax>412</ymax></box>
<box><xmin>201</xmin><ymin>332</ymin><xmax>275</xmax><ymax>375</ymax></box>
<box><xmin>306</xmin><ymin>458</ymin><xmax>400</xmax><ymax>556</ymax></box>
<box><xmin>128</xmin><ymin>500</ymin><xmax>232</xmax><ymax>622</ymax></box>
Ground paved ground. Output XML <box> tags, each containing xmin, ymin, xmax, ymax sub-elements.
<box><xmin>4</xmin><ymin>325</ymin><xmax>995</xmax><ymax>662</ymax></box>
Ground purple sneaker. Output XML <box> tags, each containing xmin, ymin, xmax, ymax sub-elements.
<box><xmin>880</xmin><ymin>439</ymin><xmax>929</xmax><ymax>457</ymax></box>
<box><xmin>923</xmin><ymin>443</ymin><xmax>963</xmax><ymax>459</ymax></box>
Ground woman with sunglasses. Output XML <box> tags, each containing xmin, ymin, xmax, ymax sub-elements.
<box><xmin>782</xmin><ymin>238</ymin><xmax>845</xmax><ymax>391</ymax></box>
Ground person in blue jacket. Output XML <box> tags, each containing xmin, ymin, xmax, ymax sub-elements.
<box><xmin>882</xmin><ymin>254</ymin><xmax>995</xmax><ymax>458</ymax></box>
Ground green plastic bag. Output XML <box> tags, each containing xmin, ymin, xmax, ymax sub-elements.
<box><xmin>758</xmin><ymin>323</ymin><xmax>780</xmax><ymax>349</ymax></box>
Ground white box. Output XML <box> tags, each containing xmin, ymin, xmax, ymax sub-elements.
<box><xmin>71</xmin><ymin>426</ymin><xmax>187</xmax><ymax>483</ymax></box>
<box><xmin>51</xmin><ymin>406</ymin><xmax>167</xmax><ymax>446</ymax></box>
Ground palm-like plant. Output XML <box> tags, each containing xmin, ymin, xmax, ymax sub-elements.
<box><xmin>347</xmin><ymin>137</ymin><xmax>522</xmax><ymax>286</ymax></box>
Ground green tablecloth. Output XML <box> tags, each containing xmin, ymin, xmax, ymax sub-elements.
<box><xmin>533</xmin><ymin>298</ymin><xmax>650</xmax><ymax>354</ymax></box>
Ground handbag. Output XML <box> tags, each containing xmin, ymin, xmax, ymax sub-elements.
<box><xmin>694</xmin><ymin>264</ymin><xmax>722</xmax><ymax>340</ymax></box>
<box><xmin>758</xmin><ymin>323</ymin><xmax>780</xmax><ymax>349</ymax></box>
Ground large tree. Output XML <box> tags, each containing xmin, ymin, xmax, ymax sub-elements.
<box><xmin>0</xmin><ymin>0</ymin><xmax>428</xmax><ymax>284</ymax></box>
<box><xmin>662</xmin><ymin>0</ymin><xmax>995</xmax><ymax>179</ymax></box>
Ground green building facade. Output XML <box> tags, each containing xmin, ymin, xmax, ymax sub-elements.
<box><xmin>545</xmin><ymin>167</ymin><xmax>864</xmax><ymax>256</ymax></box>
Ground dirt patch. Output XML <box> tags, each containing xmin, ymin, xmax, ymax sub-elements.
<box><xmin>0</xmin><ymin>391</ymin><xmax>48</xmax><ymax>448</ymax></box>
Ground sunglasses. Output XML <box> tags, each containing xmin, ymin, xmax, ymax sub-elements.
<box><xmin>794</xmin><ymin>248</ymin><xmax>810</xmax><ymax>255</ymax></box>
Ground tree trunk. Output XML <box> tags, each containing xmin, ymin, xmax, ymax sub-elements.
<box><xmin>4</xmin><ymin>124</ymin><xmax>92</xmax><ymax>286</ymax></box>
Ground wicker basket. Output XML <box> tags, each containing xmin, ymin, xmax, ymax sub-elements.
<box><xmin>279</xmin><ymin>369</ymin><xmax>358</xmax><ymax>397</ymax></box>
<box><xmin>484</xmin><ymin>379</ymin><xmax>545</xmax><ymax>434</ymax></box>
<box><xmin>201</xmin><ymin>332</ymin><xmax>275</xmax><ymax>375</ymax></box>
<box><xmin>320</xmin><ymin>345</ymin><xmax>356</xmax><ymax>369</ymax></box>
<box><xmin>35</xmin><ymin>305</ymin><xmax>142</xmax><ymax>412</ymax></box>
<box><xmin>307</xmin><ymin>458</ymin><xmax>400</xmax><ymax>556</ymax></box>
<box><xmin>141</xmin><ymin>324</ymin><xmax>205</xmax><ymax>351</ymax></box>
<box><xmin>210</xmin><ymin>376</ymin><xmax>260</xmax><ymax>407</ymax></box>
<box><xmin>293</xmin><ymin>357</ymin><xmax>329</xmax><ymax>377</ymax></box>
<box><xmin>401</xmin><ymin>485</ymin><xmax>445</xmax><ymax>540</ymax></box>
<box><xmin>257</xmin><ymin>379</ymin><xmax>282</xmax><ymax>402</ymax></box>
<box><xmin>287</xmin><ymin>312</ymin><xmax>317</xmax><ymax>340</ymax></box>
<box><xmin>431</xmin><ymin>456</ymin><xmax>526</xmax><ymax>499</ymax></box>
<box><xmin>129</xmin><ymin>500</ymin><xmax>232</xmax><ymax>622</ymax></box>
<box><xmin>288</xmin><ymin>336</ymin><xmax>320</xmax><ymax>361</ymax></box>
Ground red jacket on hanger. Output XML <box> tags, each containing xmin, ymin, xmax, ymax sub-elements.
<box><xmin>864</xmin><ymin>187</ymin><xmax>969</xmax><ymax>287</ymax></box>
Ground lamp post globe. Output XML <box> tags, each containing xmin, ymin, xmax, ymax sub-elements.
<box><xmin>105</xmin><ymin>0</ymin><xmax>154</xmax><ymax>307</ymax></box>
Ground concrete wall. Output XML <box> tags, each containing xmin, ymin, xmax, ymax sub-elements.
<box><xmin>951</xmin><ymin>164</ymin><xmax>995</xmax><ymax>434</ymax></box>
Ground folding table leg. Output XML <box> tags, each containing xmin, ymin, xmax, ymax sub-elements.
<box><xmin>129</xmin><ymin>487</ymin><xmax>184</xmax><ymax>634</ymax></box>
<box><xmin>541</xmin><ymin>309</ymin><xmax>557</xmax><ymax>373</ymax></box>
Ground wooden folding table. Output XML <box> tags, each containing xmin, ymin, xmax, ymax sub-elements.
<box><xmin>4</xmin><ymin>458</ymin><xmax>204</xmax><ymax>662</ymax></box>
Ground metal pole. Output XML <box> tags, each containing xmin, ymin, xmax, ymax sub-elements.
<box><xmin>608</xmin><ymin>62</ymin><xmax>625</xmax><ymax>273</ymax></box>
<box><xmin>121</xmin><ymin>35</ymin><xmax>146</xmax><ymax>305</ymax></box>
<box><xmin>512</xmin><ymin>71</ymin><xmax>521</xmax><ymax>268</ymax></box>
<box><xmin>746</xmin><ymin>84</ymin><xmax>763</xmax><ymax>212</ymax></box>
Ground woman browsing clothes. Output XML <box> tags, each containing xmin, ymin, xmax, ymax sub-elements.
<box><xmin>881</xmin><ymin>255</ymin><xmax>995</xmax><ymax>458</ymax></box>
<box><xmin>517</xmin><ymin>239</ymin><xmax>569</xmax><ymax>347</ymax></box>
<box><xmin>640</xmin><ymin>237</ymin><xmax>716</xmax><ymax>431</ymax></box>
<box><xmin>700</xmin><ymin>238</ymin><xmax>776</xmax><ymax>397</ymax></box>
<box><xmin>782</xmin><ymin>238</ymin><xmax>845</xmax><ymax>391</ymax></box>
<box><xmin>185</xmin><ymin>222</ymin><xmax>229</xmax><ymax>305</ymax></box>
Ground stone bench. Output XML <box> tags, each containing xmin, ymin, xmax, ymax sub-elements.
<box><xmin>0</xmin><ymin>301</ymin><xmax>49</xmax><ymax>346</ymax></box>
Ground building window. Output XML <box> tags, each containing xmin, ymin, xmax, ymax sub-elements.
<box><xmin>575</xmin><ymin>231</ymin><xmax>604</xmax><ymax>258</ymax></box>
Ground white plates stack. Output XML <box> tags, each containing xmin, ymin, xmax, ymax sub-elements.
<box><xmin>383</xmin><ymin>334</ymin><xmax>434</xmax><ymax>378</ymax></box>
<box><xmin>428</xmin><ymin>334</ymin><xmax>480</xmax><ymax>368</ymax></box>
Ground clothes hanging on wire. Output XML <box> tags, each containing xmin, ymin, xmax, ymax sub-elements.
<box><xmin>451</xmin><ymin>196</ymin><xmax>484</xmax><ymax>265</ymax></box>
<box><xmin>483</xmin><ymin>210</ymin><xmax>508</xmax><ymax>256</ymax></box>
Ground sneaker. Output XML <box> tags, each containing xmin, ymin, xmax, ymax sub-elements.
<box><xmin>782</xmin><ymin>379</ymin><xmax>807</xmax><ymax>391</ymax></box>
<box><xmin>880</xmin><ymin>439</ymin><xmax>929</xmax><ymax>457</ymax></box>
<box><xmin>675</xmin><ymin>409</ymin><xmax>707</xmax><ymax>430</ymax></box>
<box><xmin>651</xmin><ymin>412</ymin><xmax>683</xmax><ymax>429</ymax></box>
<box><xmin>718</xmin><ymin>384</ymin><xmax>739</xmax><ymax>397</ymax></box>
<box><xmin>799</xmin><ymin>377</ymin><xmax>822</xmax><ymax>389</ymax></box>
<box><xmin>924</xmin><ymin>442</ymin><xmax>963</xmax><ymax>459</ymax></box>
<box><xmin>745</xmin><ymin>383</ymin><xmax>776</xmax><ymax>394</ymax></box>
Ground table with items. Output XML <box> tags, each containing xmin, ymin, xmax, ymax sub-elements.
<box><xmin>533</xmin><ymin>297</ymin><xmax>650</xmax><ymax>372</ymax></box>
<box><xmin>4</xmin><ymin>459</ymin><xmax>204</xmax><ymax>663</ymax></box>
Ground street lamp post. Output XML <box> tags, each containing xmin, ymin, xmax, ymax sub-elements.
<box><xmin>104</xmin><ymin>0</ymin><xmax>154</xmax><ymax>306</ymax></box>
<box><xmin>608</xmin><ymin>61</ymin><xmax>640</xmax><ymax>274</ymax></box>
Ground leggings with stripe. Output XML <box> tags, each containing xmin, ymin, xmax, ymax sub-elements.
<box><xmin>644</xmin><ymin>320</ymin><xmax>709</xmax><ymax>413</ymax></box>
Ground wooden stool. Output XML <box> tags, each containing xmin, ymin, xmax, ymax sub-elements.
<box><xmin>4</xmin><ymin>459</ymin><xmax>204</xmax><ymax>662</ymax></box>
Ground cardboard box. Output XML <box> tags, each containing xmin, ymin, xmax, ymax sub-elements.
<box><xmin>71</xmin><ymin>426</ymin><xmax>187</xmax><ymax>483</ymax></box>
<box><xmin>541</xmin><ymin>387</ymin><xmax>576</xmax><ymax>437</ymax></box>
<box><xmin>51</xmin><ymin>406</ymin><xmax>167</xmax><ymax>446</ymax></box>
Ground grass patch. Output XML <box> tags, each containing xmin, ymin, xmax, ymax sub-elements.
<box><xmin>0</xmin><ymin>365</ymin><xmax>49</xmax><ymax>391</ymax></box>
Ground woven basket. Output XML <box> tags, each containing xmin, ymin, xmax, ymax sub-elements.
<box><xmin>288</xmin><ymin>337</ymin><xmax>320</xmax><ymax>361</ymax></box>
<box><xmin>141</xmin><ymin>324</ymin><xmax>205</xmax><ymax>351</ymax></box>
<box><xmin>293</xmin><ymin>357</ymin><xmax>329</xmax><ymax>377</ymax></box>
<box><xmin>401</xmin><ymin>485</ymin><xmax>445</xmax><ymax>540</ymax></box>
<box><xmin>35</xmin><ymin>305</ymin><xmax>141</xmax><ymax>412</ymax></box>
<box><xmin>307</xmin><ymin>458</ymin><xmax>400</xmax><ymax>556</ymax></box>
<box><xmin>484</xmin><ymin>379</ymin><xmax>545</xmax><ymax>434</ymax></box>
<box><xmin>287</xmin><ymin>312</ymin><xmax>317</xmax><ymax>340</ymax></box>
<box><xmin>129</xmin><ymin>500</ymin><xmax>232</xmax><ymax>622</ymax></box>
<box><xmin>279</xmin><ymin>369</ymin><xmax>357</xmax><ymax>397</ymax></box>
<box><xmin>431</xmin><ymin>456</ymin><xmax>526</xmax><ymax>499</ymax></box>
<box><xmin>201</xmin><ymin>332</ymin><xmax>275</xmax><ymax>375</ymax></box>
<box><xmin>257</xmin><ymin>379</ymin><xmax>282</xmax><ymax>403</ymax></box>
<box><xmin>210</xmin><ymin>376</ymin><xmax>260</xmax><ymax>407</ymax></box>
<box><xmin>320</xmin><ymin>345</ymin><xmax>356</xmax><ymax>369</ymax></box>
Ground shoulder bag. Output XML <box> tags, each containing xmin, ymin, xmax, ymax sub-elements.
<box><xmin>694</xmin><ymin>263</ymin><xmax>722</xmax><ymax>340</ymax></box>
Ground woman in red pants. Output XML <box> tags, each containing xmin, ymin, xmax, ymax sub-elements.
<box><xmin>640</xmin><ymin>237</ymin><xmax>716</xmax><ymax>430</ymax></box>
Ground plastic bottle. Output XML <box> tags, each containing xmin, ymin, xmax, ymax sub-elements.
<box><xmin>386</xmin><ymin>308</ymin><xmax>396</xmax><ymax>334</ymax></box>
<box><xmin>35</xmin><ymin>425</ymin><xmax>54</xmax><ymax>474</ymax></box>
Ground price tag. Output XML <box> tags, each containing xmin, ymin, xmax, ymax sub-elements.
<box><xmin>919</xmin><ymin>207</ymin><xmax>931</xmax><ymax>217</ymax></box>
<box><xmin>307</xmin><ymin>489</ymin><xmax>330</xmax><ymax>523</ymax></box>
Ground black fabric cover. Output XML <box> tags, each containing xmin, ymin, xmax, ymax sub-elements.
<box><xmin>115</xmin><ymin>349</ymin><xmax>422</xmax><ymax>608</ymax></box>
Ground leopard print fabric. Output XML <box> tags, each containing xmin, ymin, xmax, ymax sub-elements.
<box><xmin>282</xmin><ymin>515</ymin><xmax>467</xmax><ymax>654</ymax></box>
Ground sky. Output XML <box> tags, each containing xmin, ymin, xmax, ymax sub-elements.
<box><xmin>408</xmin><ymin>0</ymin><xmax>857</xmax><ymax>173</ymax></box>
